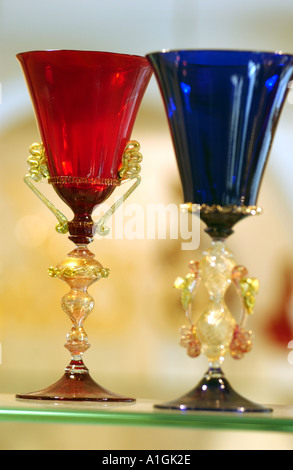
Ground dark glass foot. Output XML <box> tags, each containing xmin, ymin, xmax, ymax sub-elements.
<box><xmin>16</xmin><ymin>361</ymin><xmax>135</xmax><ymax>402</ymax></box>
<box><xmin>154</xmin><ymin>367</ymin><xmax>272</xmax><ymax>413</ymax></box>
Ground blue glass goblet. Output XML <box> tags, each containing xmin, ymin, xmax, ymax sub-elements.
<box><xmin>147</xmin><ymin>49</ymin><xmax>293</xmax><ymax>412</ymax></box>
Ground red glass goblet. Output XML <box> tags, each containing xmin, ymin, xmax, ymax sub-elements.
<box><xmin>15</xmin><ymin>50</ymin><xmax>152</xmax><ymax>401</ymax></box>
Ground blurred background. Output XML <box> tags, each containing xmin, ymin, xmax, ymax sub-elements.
<box><xmin>1</xmin><ymin>0</ymin><xmax>293</xmax><ymax>450</ymax></box>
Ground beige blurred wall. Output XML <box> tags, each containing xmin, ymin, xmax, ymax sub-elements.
<box><xmin>1</xmin><ymin>0</ymin><xmax>293</xmax><ymax>450</ymax></box>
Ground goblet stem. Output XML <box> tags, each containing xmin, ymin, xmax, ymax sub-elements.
<box><xmin>16</xmin><ymin>244</ymin><xmax>135</xmax><ymax>402</ymax></box>
<box><xmin>155</xmin><ymin>238</ymin><xmax>271</xmax><ymax>412</ymax></box>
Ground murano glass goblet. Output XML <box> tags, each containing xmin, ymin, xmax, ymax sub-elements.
<box><xmin>147</xmin><ymin>49</ymin><xmax>293</xmax><ymax>412</ymax></box>
<box><xmin>16</xmin><ymin>50</ymin><xmax>152</xmax><ymax>401</ymax></box>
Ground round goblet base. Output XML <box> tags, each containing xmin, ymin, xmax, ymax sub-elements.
<box><xmin>154</xmin><ymin>367</ymin><xmax>272</xmax><ymax>413</ymax></box>
<box><xmin>16</xmin><ymin>366</ymin><xmax>135</xmax><ymax>403</ymax></box>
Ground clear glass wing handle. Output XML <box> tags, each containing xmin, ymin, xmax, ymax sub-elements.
<box><xmin>23</xmin><ymin>142</ymin><xmax>69</xmax><ymax>234</ymax></box>
<box><xmin>96</xmin><ymin>140</ymin><xmax>143</xmax><ymax>236</ymax></box>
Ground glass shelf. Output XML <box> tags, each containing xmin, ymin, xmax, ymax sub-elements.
<box><xmin>0</xmin><ymin>394</ymin><xmax>293</xmax><ymax>433</ymax></box>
